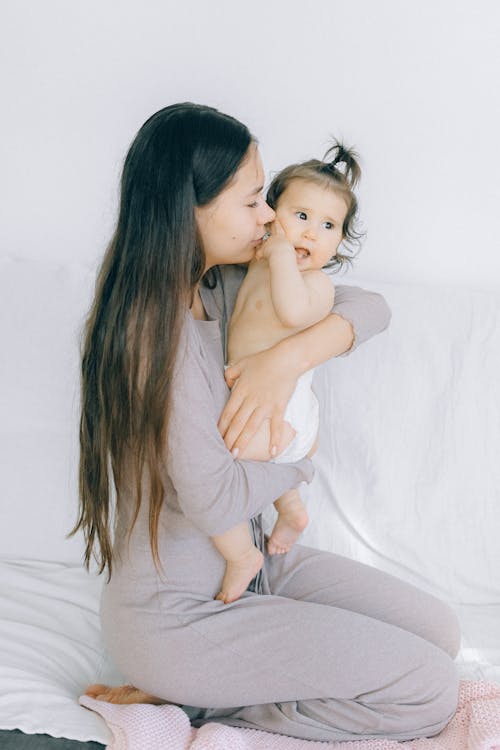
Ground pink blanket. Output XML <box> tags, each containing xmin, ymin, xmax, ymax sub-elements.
<box><xmin>80</xmin><ymin>680</ymin><xmax>500</xmax><ymax>750</ymax></box>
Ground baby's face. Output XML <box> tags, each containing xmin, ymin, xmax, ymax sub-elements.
<box><xmin>274</xmin><ymin>179</ymin><xmax>347</xmax><ymax>270</ymax></box>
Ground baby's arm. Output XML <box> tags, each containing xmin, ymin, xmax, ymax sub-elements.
<box><xmin>257</xmin><ymin>225</ymin><xmax>334</xmax><ymax>329</ymax></box>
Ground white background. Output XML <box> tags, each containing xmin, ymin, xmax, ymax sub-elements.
<box><xmin>2</xmin><ymin>0</ymin><xmax>500</xmax><ymax>289</ymax></box>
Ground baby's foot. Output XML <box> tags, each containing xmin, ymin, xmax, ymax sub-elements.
<box><xmin>215</xmin><ymin>546</ymin><xmax>264</xmax><ymax>604</ymax></box>
<box><xmin>267</xmin><ymin>506</ymin><xmax>309</xmax><ymax>555</ymax></box>
<box><xmin>85</xmin><ymin>684</ymin><xmax>168</xmax><ymax>705</ymax></box>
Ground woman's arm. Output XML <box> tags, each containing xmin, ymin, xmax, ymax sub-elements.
<box><xmin>218</xmin><ymin>284</ymin><xmax>391</xmax><ymax>453</ymax></box>
<box><xmin>166</xmin><ymin>320</ymin><xmax>314</xmax><ymax>537</ymax></box>
<box><xmin>330</xmin><ymin>284</ymin><xmax>392</xmax><ymax>355</ymax></box>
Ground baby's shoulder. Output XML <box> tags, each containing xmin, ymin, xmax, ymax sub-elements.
<box><xmin>302</xmin><ymin>268</ymin><xmax>332</xmax><ymax>280</ymax></box>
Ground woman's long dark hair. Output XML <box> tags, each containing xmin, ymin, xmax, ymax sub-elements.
<box><xmin>70</xmin><ymin>103</ymin><xmax>252</xmax><ymax>577</ymax></box>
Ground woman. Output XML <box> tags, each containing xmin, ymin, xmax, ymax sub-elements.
<box><xmin>75</xmin><ymin>103</ymin><xmax>460</xmax><ymax>742</ymax></box>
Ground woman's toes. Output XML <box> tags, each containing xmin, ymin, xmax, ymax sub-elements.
<box><xmin>85</xmin><ymin>683</ymin><xmax>110</xmax><ymax>699</ymax></box>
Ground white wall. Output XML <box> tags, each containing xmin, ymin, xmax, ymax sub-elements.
<box><xmin>2</xmin><ymin>0</ymin><xmax>499</xmax><ymax>288</ymax></box>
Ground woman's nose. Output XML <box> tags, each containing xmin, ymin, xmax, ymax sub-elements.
<box><xmin>260</xmin><ymin>202</ymin><xmax>275</xmax><ymax>224</ymax></box>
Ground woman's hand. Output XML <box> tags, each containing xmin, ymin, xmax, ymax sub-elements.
<box><xmin>219</xmin><ymin>311</ymin><xmax>357</xmax><ymax>454</ymax></box>
<box><xmin>218</xmin><ymin>344</ymin><xmax>300</xmax><ymax>455</ymax></box>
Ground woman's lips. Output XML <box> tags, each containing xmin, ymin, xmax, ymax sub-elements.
<box><xmin>251</xmin><ymin>236</ymin><xmax>265</xmax><ymax>246</ymax></box>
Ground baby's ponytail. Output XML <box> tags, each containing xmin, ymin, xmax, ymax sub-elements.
<box><xmin>322</xmin><ymin>140</ymin><xmax>362</xmax><ymax>190</ymax></box>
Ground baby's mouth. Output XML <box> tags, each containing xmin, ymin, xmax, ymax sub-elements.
<box><xmin>295</xmin><ymin>248</ymin><xmax>310</xmax><ymax>259</ymax></box>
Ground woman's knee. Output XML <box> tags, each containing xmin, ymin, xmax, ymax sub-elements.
<box><xmin>370</xmin><ymin>633</ymin><xmax>460</xmax><ymax>739</ymax></box>
<box><xmin>385</xmin><ymin>650</ymin><xmax>459</xmax><ymax>739</ymax></box>
<box><xmin>418</xmin><ymin>652</ymin><xmax>460</xmax><ymax>735</ymax></box>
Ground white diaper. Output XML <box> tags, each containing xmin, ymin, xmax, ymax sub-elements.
<box><xmin>271</xmin><ymin>369</ymin><xmax>319</xmax><ymax>464</ymax></box>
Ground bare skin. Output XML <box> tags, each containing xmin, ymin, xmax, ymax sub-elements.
<box><xmin>267</xmin><ymin>437</ymin><xmax>317</xmax><ymax>555</ymax></box>
<box><xmin>85</xmin><ymin>683</ymin><xmax>167</xmax><ymax>705</ymax></box>
<box><xmin>215</xmin><ymin>545</ymin><xmax>264</xmax><ymax>604</ymax></box>
<box><xmin>267</xmin><ymin>487</ymin><xmax>309</xmax><ymax>555</ymax></box>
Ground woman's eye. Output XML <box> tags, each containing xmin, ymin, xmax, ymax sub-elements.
<box><xmin>296</xmin><ymin>211</ymin><xmax>307</xmax><ymax>220</ymax></box>
<box><xmin>248</xmin><ymin>193</ymin><xmax>265</xmax><ymax>208</ymax></box>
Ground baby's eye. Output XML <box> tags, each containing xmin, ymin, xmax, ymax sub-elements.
<box><xmin>247</xmin><ymin>201</ymin><xmax>259</xmax><ymax>208</ymax></box>
<box><xmin>296</xmin><ymin>211</ymin><xmax>307</xmax><ymax>220</ymax></box>
<box><xmin>323</xmin><ymin>221</ymin><xmax>334</xmax><ymax>230</ymax></box>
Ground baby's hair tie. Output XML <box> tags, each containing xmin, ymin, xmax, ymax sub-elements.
<box><xmin>331</xmin><ymin>159</ymin><xmax>347</xmax><ymax>175</ymax></box>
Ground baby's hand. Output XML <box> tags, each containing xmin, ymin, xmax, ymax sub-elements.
<box><xmin>254</xmin><ymin>219</ymin><xmax>294</xmax><ymax>261</ymax></box>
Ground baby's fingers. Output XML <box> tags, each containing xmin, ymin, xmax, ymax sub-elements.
<box><xmin>269</xmin><ymin>218</ymin><xmax>287</xmax><ymax>237</ymax></box>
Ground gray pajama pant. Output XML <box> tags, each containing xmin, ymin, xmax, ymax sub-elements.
<box><xmin>180</xmin><ymin>538</ymin><xmax>460</xmax><ymax>742</ymax></box>
<box><xmin>103</xmin><ymin>525</ymin><xmax>460</xmax><ymax>743</ymax></box>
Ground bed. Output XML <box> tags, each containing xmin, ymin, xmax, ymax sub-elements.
<box><xmin>1</xmin><ymin>254</ymin><xmax>499</xmax><ymax>747</ymax></box>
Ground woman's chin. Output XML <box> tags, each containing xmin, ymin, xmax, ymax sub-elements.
<box><xmin>237</xmin><ymin>247</ymin><xmax>257</xmax><ymax>264</ymax></box>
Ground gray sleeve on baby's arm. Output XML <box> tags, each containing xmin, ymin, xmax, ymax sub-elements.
<box><xmin>332</xmin><ymin>284</ymin><xmax>391</xmax><ymax>355</ymax></box>
<box><xmin>166</xmin><ymin>321</ymin><xmax>314</xmax><ymax>537</ymax></box>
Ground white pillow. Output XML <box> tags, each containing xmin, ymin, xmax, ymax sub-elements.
<box><xmin>0</xmin><ymin>559</ymin><xmax>121</xmax><ymax>743</ymax></box>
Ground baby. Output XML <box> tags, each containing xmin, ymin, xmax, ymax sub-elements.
<box><xmin>213</xmin><ymin>142</ymin><xmax>362</xmax><ymax>603</ymax></box>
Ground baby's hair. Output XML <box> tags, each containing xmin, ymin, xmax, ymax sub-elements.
<box><xmin>266</xmin><ymin>140</ymin><xmax>364</xmax><ymax>271</ymax></box>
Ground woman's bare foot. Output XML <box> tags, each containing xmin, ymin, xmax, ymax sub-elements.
<box><xmin>215</xmin><ymin>546</ymin><xmax>264</xmax><ymax>604</ymax></box>
<box><xmin>267</xmin><ymin>500</ymin><xmax>309</xmax><ymax>555</ymax></box>
<box><xmin>85</xmin><ymin>684</ymin><xmax>168</xmax><ymax>705</ymax></box>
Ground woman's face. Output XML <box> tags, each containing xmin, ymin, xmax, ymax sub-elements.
<box><xmin>195</xmin><ymin>145</ymin><xmax>275</xmax><ymax>269</ymax></box>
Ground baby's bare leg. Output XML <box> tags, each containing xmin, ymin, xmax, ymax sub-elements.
<box><xmin>212</xmin><ymin>522</ymin><xmax>263</xmax><ymax>604</ymax></box>
<box><xmin>238</xmin><ymin>419</ymin><xmax>296</xmax><ymax>461</ymax></box>
<box><xmin>267</xmin><ymin>488</ymin><xmax>309</xmax><ymax>555</ymax></box>
<box><xmin>267</xmin><ymin>435</ymin><xmax>317</xmax><ymax>555</ymax></box>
